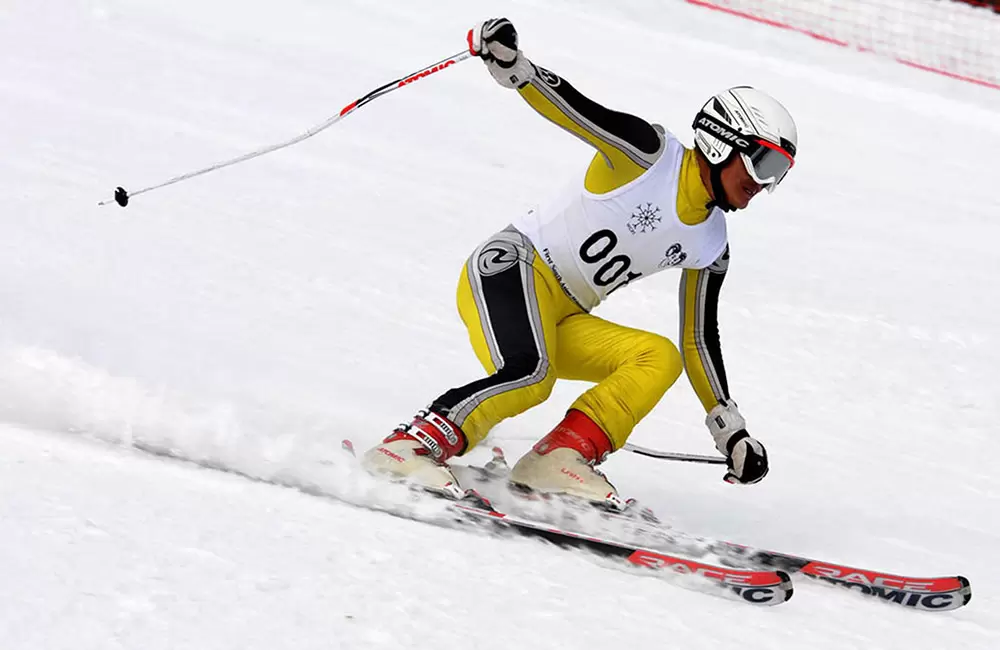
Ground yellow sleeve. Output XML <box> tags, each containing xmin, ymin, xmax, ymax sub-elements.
<box><xmin>679</xmin><ymin>247</ymin><xmax>732</xmax><ymax>412</ymax></box>
<box><xmin>514</xmin><ymin>65</ymin><xmax>664</xmax><ymax>193</ymax></box>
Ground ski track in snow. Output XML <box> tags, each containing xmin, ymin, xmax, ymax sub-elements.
<box><xmin>2</xmin><ymin>0</ymin><xmax>999</xmax><ymax>647</ymax></box>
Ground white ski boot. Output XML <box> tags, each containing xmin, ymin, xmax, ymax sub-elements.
<box><xmin>361</xmin><ymin>408</ymin><xmax>468</xmax><ymax>499</ymax></box>
<box><xmin>509</xmin><ymin>410</ymin><xmax>625</xmax><ymax>511</ymax></box>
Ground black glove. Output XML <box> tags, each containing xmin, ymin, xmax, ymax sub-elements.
<box><xmin>706</xmin><ymin>402</ymin><xmax>769</xmax><ymax>485</ymax></box>
<box><xmin>468</xmin><ymin>18</ymin><xmax>535</xmax><ymax>89</ymax></box>
<box><xmin>721</xmin><ymin>429</ymin><xmax>769</xmax><ymax>484</ymax></box>
<box><xmin>469</xmin><ymin>18</ymin><xmax>519</xmax><ymax>66</ymax></box>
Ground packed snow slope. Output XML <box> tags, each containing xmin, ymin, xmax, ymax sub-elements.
<box><xmin>2</xmin><ymin>0</ymin><xmax>999</xmax><ymax>648</ymax></box>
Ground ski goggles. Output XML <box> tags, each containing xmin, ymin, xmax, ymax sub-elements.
<box><xmin>693</xmin><ymin>112</ymin><xmax>796</xmax><ymax>191</ymax></box>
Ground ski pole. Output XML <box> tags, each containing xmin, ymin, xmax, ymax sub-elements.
<box><xmin>99</xmin><ymin>48</ymin><xmax>475</xmax><ymax>208</ymax></box>
<box><xmin>622</xmin><ymin>442</ymin><xmax>727</xmax><ymax>465</ymax></box>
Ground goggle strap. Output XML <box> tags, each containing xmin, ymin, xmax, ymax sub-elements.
<box><xmin>693</xmin><ymin>111</ymin><xmax>756</xmax><ymax>156</ymax></box>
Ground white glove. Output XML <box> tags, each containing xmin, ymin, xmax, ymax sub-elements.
<box><xmin>468</xmin><ymin>18</ymin><xmax>536</xmax><ymax>89</ymax></box>
<box><xmin>706</xmin><ymin>402</ymin><xmax>769</xmax><ymax>485</ymax></box>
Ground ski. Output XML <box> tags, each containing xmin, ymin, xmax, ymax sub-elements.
<box><xmin>341</xmin><ymin>440</ymin><xmax>790</xmax><ymax>605</ymax></box>
<box><xmin>345</xmin><ymin>441</ymin><xmax>970</xmax><ymax>610</ymax></box>
<box><xmin>452</xmin><ymin>499</ymin><xmax>793</xmax><ymax>607</ymax></box>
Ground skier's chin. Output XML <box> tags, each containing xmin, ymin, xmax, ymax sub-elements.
<box><xmin>726</xmin><ymin>191</ymin><xmax>751</xmax><ymax>210</ymax></box>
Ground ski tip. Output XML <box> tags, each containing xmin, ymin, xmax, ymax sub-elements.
<box><xmin>739</xmin><ymin>570</ymin><xmax>793</xmax><ymax>605</ymax></box>
<box><xmin>720</xmin><ymin>569</ymin><xmax>794</xmax><ymax>606</ymax></box>
<box><xmin>777</xmin><ymin>570</ymin><xmax>795</xmax><ymax>602</ymax></box>
<box><xmin>341</xmin><ymin>439</ymin><xmax>356</xmax><ymax>456</ymax></box>
<box><xmin>958</xmin><ymin>575</ymin><xmax>972</xmax><ymax>606</ymax></box>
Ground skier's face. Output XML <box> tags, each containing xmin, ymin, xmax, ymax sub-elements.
<box><xmin>720</xmin><ymin>154</ymin><xmax>764</xmax><ymax>210</ymax></box>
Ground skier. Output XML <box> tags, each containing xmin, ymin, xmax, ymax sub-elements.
<box><xmin>361</xmin><ymin>18</ymin><xmax>798</xmax><ymax>509</ymax></box>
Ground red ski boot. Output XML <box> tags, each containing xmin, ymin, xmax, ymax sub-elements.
<box><xmin>361</xmin><ymin>408</ymin><xmax>468</xmax><ymax>499</ymax></box>
<box><xmin>509</xmin><ymin>410</ymin><xmax>624</xmax><ymax>510</ymax></box>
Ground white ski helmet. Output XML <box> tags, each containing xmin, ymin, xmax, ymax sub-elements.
<box><xmin>692</xmin><ymin>87</ymin><xmax>797</xmax><ymax>207</ymax></box>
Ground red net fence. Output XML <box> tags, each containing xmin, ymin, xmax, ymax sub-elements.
<box><xmin>686</xmin><ymin>0</ymin><xmax>1000</xmax><ymax>89</ymax></box>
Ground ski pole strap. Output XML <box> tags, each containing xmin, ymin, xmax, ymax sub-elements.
<box><xmin>622</xmin><ymin>443</ymin><xmax>728</xmax><ymax>465</ymax></box>
<box><xmin>100</xmin><ymin>48</ymin><xmax>475</xmax><ymax>207</ymax></box>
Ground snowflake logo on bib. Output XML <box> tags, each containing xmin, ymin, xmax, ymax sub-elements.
<box><xmin>627</xmin><ymin>203</ymin><xmax>661</xmax><ymax>234</ymax></box>
<box><xmin>658</xmin><ymin>243</ymin><xmax>688</xmax><ymax>268</ymax></box>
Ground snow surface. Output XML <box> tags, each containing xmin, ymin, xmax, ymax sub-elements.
<box><xmin>2</xmin><ymin>0</ymin><xmax>999</xmax><ymax>647</ymax></box>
